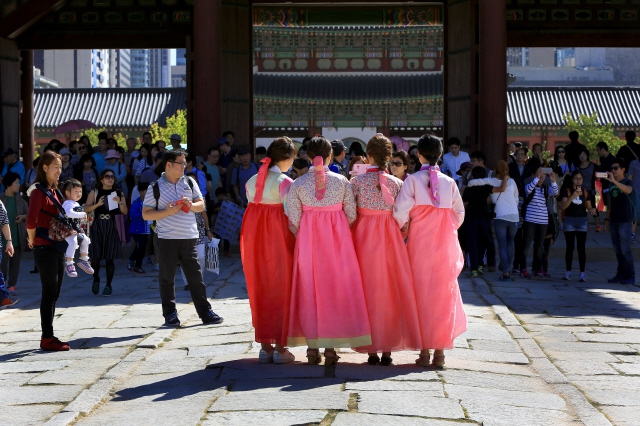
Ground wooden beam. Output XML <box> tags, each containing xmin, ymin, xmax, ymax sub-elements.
<box><xmin>17</xmin><ymin>30</ymin><xmax>190</xmax><ymax>50</ymax></box>
<box><xmin>508</xmin><ymin>30</ymin><xmax>640</xmax><ymax>48</ymax></box>
<box><xmin>1</xmin><ymin>0</ymin><xmax>68</xmax><ymax>39</ymax></box>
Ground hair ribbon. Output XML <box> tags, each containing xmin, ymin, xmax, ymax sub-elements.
<box><xmin>253</xmin><ymin>157</ymin><xmax>271</xmax><ymax>204</ymax></box>
<box><xmin>421</xmin><ymin>164</ymin><xmax>441</xmax><ymax>207</ymax></box>
<box><xmin>313</xmin><ymin>156</ymin><xmax>327</xmax><ymax>200</ymax></box>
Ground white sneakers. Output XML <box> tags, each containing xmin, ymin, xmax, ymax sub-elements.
<box><xmin>258</xmin><ymin>348</ymin><xmax>295</xmax><ymax>364</ymax></box>
<box><xmin>562</xmin><ymin>271</ymin><xmax>586</xmax><ymax>282</ymax></box>
<box><xmin>579</xmin><ymin>272</ymin><xmax>586</xmax><ymax>282</ymax></box>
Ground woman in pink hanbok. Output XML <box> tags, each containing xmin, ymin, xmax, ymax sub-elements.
<box><xmin>393</xmin><ymin>133</ymin><xmax>467</xmax><ymax>369</ymax></box>
<box><xmin>286</xmin><ymin>135</ymin><xmax>371</xmax><ymax>365</ymax></box>
<box><xmin>351</xmin><ymin>134</ymin><xmax>421</xmax><ymax>366</ymax></box>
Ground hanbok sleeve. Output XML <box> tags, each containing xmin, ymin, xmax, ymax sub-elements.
<box><xmin>393</xmin><ymin>175</ymin><xmax>416</xmax><ymax>227</ymax></box>
<box><xmin>343</xmin><ymin>181</ymin><xmax>357</xmax><ymax>226</ymax></box>
<box><xmin>279</xmin><ymin>176</ymin><xmax>293</xmax><ymax>210</ymax></box>
<box><xmin>285</xmin><ymin>183</ymin><xmax>303</xmax><ymax>228</ymax></box>
<box><xmin>451</xmin><ymin>182</ymin><xmax>465</xmax><ymax>229</ymax></box>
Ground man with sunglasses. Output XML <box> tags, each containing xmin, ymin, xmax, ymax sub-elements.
<box><xmin>142</xmin><ymin>148</ymin><xmax>223</xmax><ymax>326</ymax></box>
<box><xmin>604</xmin><ymin>159</ymin><xmax>635</xmax><ymax>284</ymax></box>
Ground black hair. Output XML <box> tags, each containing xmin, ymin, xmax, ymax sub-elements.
<box><xmin>298</xmin><ymin>145</ymin><xmax>307</xmax><ymax>153</ymax></box>
<box><xmin>1</xmin><ymin>171</ymin><xmax>20</xmax><ymax>189</ymax></box>
<box><xmin>307</xmin><ymin>135</ymin><xmax>332</xmax><ymax>160</ymax></box>
<box><xmin>470</xmin><ymin>151</ymin><xmax>486</xmax><ymax>163</ymax></box>
<box><xmin>570</xmin><ymin>169</ymin><xmax>584</xmax><ymax>180</ymax></box>
<box><xmin>471</xmin><ymin>166</ymin><xmax>487</xmax><ymax>180</ymax></box>
<box><xmin>293</xmin><ymin>158</ymin><xmax>309</xmax><ymax>170</ymax></box>
<box><xmin>222</xmin><ymin>131</ymin><xmax>235</xmax><ymax>138</ymax></box>
<box><xmin>62</xmin><ymin>178</ymin><xmax>82</xmax><ymax>196</ymax></box>
<box><xmin>611</xmin><ymin>157</ymin><xmax>626</xmax><ymax>171</ymax></box>
<box><xmin>98</xmin><ymin>131</ymin><xmax>108</xmax><ymax>141</ymax></box>
<box><xmin>156</xmin><ymin>148</ymin><xmax>187</xmax><ymax>175</ymax></box>
<box><xmin>215</xmin><ymin>187</ymin><xmax>227</xmax><ymax>197</ymax></box>
<box><xmin>596</xmin><ymin>141</ymin><xmax>609</xmax><ymax>151</ymax></box>
<box><xmin>302</xmin><ymin>137</ymin><xmax>312</xmax><ymax>146</ymax></box>
<box><xmin>625</xmin><ymin>131</ymin><xmax>636</xmax><ymax>143</ymax></box>
<box><xmin>417</xmin><ymin>134</ymin><xmax>443</xmax><ymax>166</ymax></box>
<box><xmin>255</xmin><ymin>146</ymin><xmax>267</xmax><ymax>155</ymax></box>
<box><xmin>138</xmin><ymin>182</ymin><xmax>150</xmax><ymax>192</ymax></box>
<box><xmin>142</xmin><ymin>131</ymin><xmax>152</xmax><ymax>138</ymax></box>
<box><xmin>207</xmin><ymin>146</ymin><xmax>220</xmax><ymax>156</ymax></box>
<box><xmin>186</xmin><ymin>152</ymin><xmax>197</xmax><ymax>168</ymax></box>
<box><xmin>79</xmin><ymin>153</ymin><xmax>96</xmax><ymax>168</ymax></box>
<box><xmin>447</xmin><ymin>137</ymin><xmax>461</xmax><ymax>147</ymax></box>
<box><xmin>348</xmin><ymin>142</ymin><xmax>365</xmax><ymax>157</ymax></box>
<box><xmin>527</xmin><ymin>157</ymin><xmax>542</xmax><ymax>174</ymax></box>
<box><xmin>569</xmin><ymin>131</ymin><xmax>579</xmax><ymax>142</ymax></box>
<box><xmin>577</xmin><ymin>145</ymin><xmax>590</xmax><ymax>160</ymax></box>
<box><xmin>513</xmin><ymin>142</ymin><xmax>523</xmax><ymax>148</ymax></box>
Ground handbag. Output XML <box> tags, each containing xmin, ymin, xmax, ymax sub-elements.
<box><xmin>491</xmin><ymin>192</ymin><xmax>502</xmax><ymax>219</ymax></box>
<box><xmin>84</xmin><ymin>188</ymin><xmax>97</xmax><ymax>237</ymax></box>
<box><xmin>205</xmin><ymin>238</ymin><xmax>220</xmax><ymax>275</ymax></box>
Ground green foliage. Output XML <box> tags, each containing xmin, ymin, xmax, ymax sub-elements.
<box><xmin>150</xmin><ymin>110</ymin><xmax>187</xmax><ymax>145</ymax></box>
<box><xmin>79</xmin><ymin>127</ymin><xmax>128</xmax><ymax>149</ymax></box>
<box><xmin>563</xmin><ymin>112</ymin><xmax>625</xmax><ymax>161</ymax></box>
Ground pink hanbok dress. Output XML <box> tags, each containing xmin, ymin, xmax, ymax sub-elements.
<box><xmin>351</xmin><ymin>167</ymin><xmax>422</xmax><ymax>353</ymax></box>
<box><xmin>393</xmin><ymin>165</ymin><xmax>467</xmax><ymax>350</ymax></box>
<box><xmin>241</xmin><ymin>165</ymin><xmax>295</xmax><ymax>346</ymax></box>
<box><xmin>285</xmin><ymin>167</ymin><xmax>372</xmax><ymax>348</ymax></box>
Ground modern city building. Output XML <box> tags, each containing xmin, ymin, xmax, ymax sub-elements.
<box><xmin>109</xmin><ymin>49</ymin><xmax>131</xmax><ymax>88</ymax></box>
<box><xmin>149</xmin><ymin>48</ymin><xmax>171</xmax><ymax>87</ymax></box>
<box><xmin>39</xmin><ymin>49</ymin><xmax>109</xmax><ymax>88</ymax></box>
<box><xmin>33</xmin><ymin>67</ymin><xmax>59</xmax><ymax>89</ymax></box>
<box><xmin>175</xmin><ymin>48</ymin><xmax>187</xmax><ymax>66</ymax></box>
<box><xmin>130</xmin><ymin>49</ymin><xmax>150</xmax><ymax>88</ymax></box>
<box><xmin>171</xmin><ymin>65</ymin><xmax>186</xmax><ymax>87</ymax></box>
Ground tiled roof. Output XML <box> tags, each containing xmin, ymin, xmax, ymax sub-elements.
<box><xmin>507</xmin><ymin>87</ymin><xmax>640</xmax><ymax>127</ymax></box>
<box><xmin>34</xmin><ymin>88</ymin><xmax>187</xmax><ymax>130</ymax></box>
<box><xmin>253</xmin><ymin>73</ymin><xmax>443</xmax><ymax>101</ymax></box>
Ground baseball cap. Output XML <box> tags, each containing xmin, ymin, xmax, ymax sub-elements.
<box><xmin>59</xmin><ymin>148</ymin><xmax>71</xmax><ymax>156</ymax></box>
<box><xmin>456</xmin><ymin>161</ymin><xmax>472</xmax><ymax>176</ymax></box>
<box><xmin>331</xmin><ymin>140</ymin><xmax>346</xmax><ymax>153</ymax></box>
<box><xmin>2</xmin><ymin>148</ymin><xmax>16</xmax><ymax>157</ymax></box>
<box><xmin>217</xmin><ymin>137</ymin><xmax>229</xmax><ymax>146</ymax></box>
<box><xmin>170</xmin><ymin>134</ymin><xmax>181</xmax><ymax>141</ymax></box>
<box><xmin>196</xmin><ymin>156</ymin><xmax>205</xmax><ymax>165</ymax></box>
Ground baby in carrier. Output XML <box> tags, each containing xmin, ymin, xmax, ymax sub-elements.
<box><xmin>61</xmin><ymin>179</ymin><xmax>94</xmax><ymax>277</ymax></box>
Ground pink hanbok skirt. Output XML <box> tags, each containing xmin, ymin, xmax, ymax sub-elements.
<box><xmin>287</xmin><ymin>204</ymin><xmax>372</xmax><ymax>348</ymax></box>
<box><xmin>408</xmin><ymin>205</ymin><xmax>467</xmax><ymax>349</ymax></box>
<box><xmin>352</xmin><ymin>208</ymin><xmax>422</xmax><ymax>353</ymax></box>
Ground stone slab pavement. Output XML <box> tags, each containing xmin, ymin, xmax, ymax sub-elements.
<box><xmin>0</xmin><ymin>239</ymin><xmax>638</xmax><ymax>425</ymax></box>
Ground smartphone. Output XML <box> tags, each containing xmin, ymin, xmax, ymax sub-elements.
<box><xmin>541</xmin><ymin>167</ymin><xmax>553</xmax><ymax>174</ymax></box>
<box><xmin>595</xmin><ymin>172</ymin><xmax>608</xmax><ymax>178</ymax></box>
<box><xmin>350</xmin><ymin>164</ymin><xmax>368</xmax><ymax>176</ymax></box>
<box><xmin>576</xmin><ymin>185</ymin><xmax>581</xmax><ymax>191</ymax></box>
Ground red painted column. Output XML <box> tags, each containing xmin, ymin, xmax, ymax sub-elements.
<box><xmin>479</xmin><ymin>0</ymin><xmax>507</xmax><ymax>167</ymax></box>
<box><xmin>20</xmin><ymin>49</ymin><xmax>34</xmax><ymax>168</ymax></box>
<box><xmin>193</xmin><ymin>0</ymin><xmax>221</xmax><ymax>155</ymax></box>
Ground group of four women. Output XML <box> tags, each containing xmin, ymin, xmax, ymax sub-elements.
<box><xmin>240</xmin><ymin>133</ymin><xmax>467</xmax><ymax>367</ymax></box>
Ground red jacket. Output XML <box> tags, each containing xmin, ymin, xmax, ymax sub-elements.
<box><xmin>26</xmin><ymin>187</ymin><xmax>62</xmax><ymax>246</ymax></box>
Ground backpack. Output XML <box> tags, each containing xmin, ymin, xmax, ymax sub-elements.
<box><xmin>151</xmin><ymin>176</ymin><xmax>195</xmax><ymax>210</ymax></box>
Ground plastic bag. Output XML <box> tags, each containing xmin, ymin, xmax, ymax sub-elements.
<box><xmin>205</xmin><ymin>238</ymin><xmax>220</xmax><ymax>275</ymax></box>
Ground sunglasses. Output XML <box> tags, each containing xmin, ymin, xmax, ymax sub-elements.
<box><xmin>78</xmin><ymin>146</ymin><xmax>86</xmax><ymax>150</ymax></box>
<box><xmin>557</xmin><ymin>150</ymin><xmax>565</xmax><ymax>154</ymax></box>
<box><xmin>611</xmin><ymin>166</ymin><xmax>620</xmax><ymax>171</ymax></box>
<box><xmin>391</xmin><ymin>161</ymin><xmax>405</xmax><ymax>167</ymax></box>
<box><xmin>104</xmin><ymin>175</ymin><xmax>115</xmax><ymax>179</ymax></box>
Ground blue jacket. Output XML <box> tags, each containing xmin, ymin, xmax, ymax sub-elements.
<box><xmin>129</xmin><ymin>198</ymin><xmax>151</xmax><ymax>234</ymax></box>
<box><xmin>0</xmin><ymin>160</ymin><xmax>26</xmax><ymax>192</ymax></box>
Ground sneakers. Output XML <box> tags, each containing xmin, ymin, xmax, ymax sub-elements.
<box><xmin>102</xmin><ymin>286</ymin><xmax>112</xmax><ymax>296</ymax></box>
<box><xmin>632</xmin><ymin>233</ymin><xmax>637</xmax><ymax>244</ymax></box>
<box><xmin>40</xmin><ymin>337</ymin><xmax>70</xmax><ymax>351</ymax></box>
<box><xmin>92</xmin><ymin>281</ymin><xmax>100</xmax><ymax>295</ymax></box>
<box><xmin>477</xmin><ymin>266</ymin><xmax>485</xmax><ymax>276</ymax></box>
<box><xmin>76</xmin><ymin>260</ymin><xmax>94</xmax><ymax>275</ymax></box>
<box><xmin>65</xmin><ymin>264</ymin><xmax>78</xmax><ymax>278</ymax></box>
<box><xmin>470</xmin><ymin>270</ymin><xmax>479</xmax><ymax>278</ymax></box>
<box><xmin>273</xmin><ymin>349</ymin><xmax>296</xmax><ymax>364</ymax></box>
<box><xmin>0</xmin><ymin>297</ymin><xmax>19</xmax><ymax>309</ymax></box>
<box><xmin>608</xmin><ymin>274</ymin><xmax>623</xmax><ymax>284</ymax></box>
<box><xmin>596</xmin><ymin>225</ymin><xmax>602</xmax><ymax>232</ymax></box>
<box><xmin>563</xmin><ymin>271</ymin><xmax>572</xmax><ymax>281</ymax></box>
<box><xmin>164</xmin><ymin>311</ymin><xmax>181</xmax><ymax>327</ymax></box>
<box><xmin>579</xmin><ymin>272</ymin><xmax>587</xmax><ymax>283</ymax></box>
<box><xmin>202</xmin><ymin>310</ymin><xmax>224</xmax><ymax>325</ymax></box>
<box><xmin>621</xmin><ymin>276</ymin><xmax>636</xmax><ymax>285</ymax></box>
<box><xmin>132</xmin><ymin>267</ymin><xmax>146</xmax><ymax>274</ymax></box>
<box><xmin>7</xmin><ymin>286</ymin><xmax>16</xmax><ymax>294</ymax></box>
<box><xmin>520</xmin><ymin>268</ymin><xmax>530</xmax><ymax>279</ymax></box>
<box><xmin>126</xmin><ymin>259</ymin><xmax>133</xmax><ymax>271</ymax></box>
<box><xmin>258</xmin><ymin>349</ymin><xmax>274</xmax><ymax>364</ymax></box>
<box><xmin>532</xmin><ymin>271</ymin><xmax>546</xmax><ymax>280</ymax></box>
<box><xmin>511</xmin><ymin>268</ymin><xmax>520</xmax><ymax>275</ymax></box>
<box><xmin>498</xmin><ymin>275</ymin><xmax>511</xmax><ymax>282</ymax></box>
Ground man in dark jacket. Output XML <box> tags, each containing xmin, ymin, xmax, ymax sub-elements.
<box><xmin>564</xmin><ymin>131</ymin><xmax>584</xmax><ymax>168</ymax></box>
<box><xmin>616</xmin><ymin>131</ymin><xmax>640</xmax><ymax>167</ymax></box>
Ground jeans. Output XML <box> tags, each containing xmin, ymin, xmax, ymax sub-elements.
<box><xmin>467</xmin><ymin>218</ymin><xmax>490</xmax><ymax>271</ymax></box>
<box><xmin>523</xmin><ymin>221</ymin><xmax>548</xmax><ymax>272</ymax></box>
<box><xmin>157</xmin><ymin>238</ymin><xmax>211</xmax><ymax>318</ymax></box>
<box><xmin>0</xmin><ymin>249</ymin><xmax>8</xmax><ymax>300</ymax></box>
<box><xmin>0</xmin><ymin>245</ymin><xmax>21</xmax><ymax>288</ymax></box>
<box><xmin>34</xmin><ymin>246</ymin><xmax>65</xmax><ymax>338</ymax></box>
<box><xmin>494</xmin><ymin>219</ymin><xmax>517</xmax><ymax>274</ymax></box>
<box><xmin>130</xmin><ymin>234</ymin><xmax>149</xmax><ymax>268</ymax></box>
<box><xmin>610</xmin><ymin>221</ymin><xmax>635</xmax><ymax>278</ymax></box>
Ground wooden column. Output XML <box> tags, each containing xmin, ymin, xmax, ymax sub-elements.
<box><xmin>193</xmin><ymin>0</ymin><xmax>221</xmax><ymax>155</ymax></box>
<box><xmin>0</xmin><ymin>38</ymin><xmax>20</xmax><ymax>156</ymax></box>
<box><xmin>478</xmin><ymin>0</ymin><xmax>507</xmax><ymax>166</ymax></box>
<box><xmin>20</xmin><ymin>50</ymin><xmax>34</xmax><ymax>168</ymax></box>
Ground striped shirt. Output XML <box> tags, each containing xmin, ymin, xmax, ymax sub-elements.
<box><xmin>524</xmin><ymin>178</ymin><xmax>558</xmax><ymax>225</ymax></box>
<box><xmin>143</xmin><ymin>173</ymin><xmax>202</xmax><ymax>239</ymax></box>
<box><xmin>0</xmin><ymin>201</ymin><xmax>8</xmax><ymax>249</ymax></box>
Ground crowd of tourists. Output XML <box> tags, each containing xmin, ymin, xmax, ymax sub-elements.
<box><xmin>0</xmin><ymin>128</ymin><xmax>637</xmax><ymax>361</ymax></box>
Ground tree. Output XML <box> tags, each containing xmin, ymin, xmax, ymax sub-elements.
<box><xmin>150</xmin><ymin>110</ymin><xmax>187</xmax><ymax>145</ymax></box>
<box><xmin>563</xmin><ymin>112</ymin><xmax>625</xmax><ymax>161</ymax></box>
<box><xmin>79</xmin><ymin>127</ymin><xmax>127</xmax><ymax>149</ymax></box>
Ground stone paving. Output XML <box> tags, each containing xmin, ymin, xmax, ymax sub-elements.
<box><xmin>0</xmin><ymin>238</ymin><xmax>638</xmax><ymax>425</ymax></box>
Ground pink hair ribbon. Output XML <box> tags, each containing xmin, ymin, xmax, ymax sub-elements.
<box><xmin>421</xmin><ymin>164</ymin><xmax>441</xmax><ymax>207</ymax></box>
<box><xmin>253</xmin><ymin>157</ymin><xmax>271</xmax><ymax>204</ymax></box>
<box><xmin>313</xmin><ymin>156</ymin><xmax>327</xmax><ymax>200</ymax></box>
<box><xmin>367</xmin><ymin>167</ymin><xmax>395</xmax><ymax>206</ymax></box>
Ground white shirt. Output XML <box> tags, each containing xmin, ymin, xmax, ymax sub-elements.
<box><xmin>441</xmin><ymin>151</ymin><xmax>471</xmax><ymax>183</ymax></box>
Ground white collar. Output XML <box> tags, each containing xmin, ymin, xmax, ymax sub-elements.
<box><xmin>269</xmin><ymin>165</ymin><xmax>280</xmax><ymax>173</ymax></box>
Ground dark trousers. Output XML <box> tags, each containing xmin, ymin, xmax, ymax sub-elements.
<box><xmin>129</xmin><ymin>234</ymin><xmax>149</xmax><ymax>268</ymax></box>
<box><xmin>157</xmin><ymin>238</ymin><xmax>211</xmax><ymax>318</ymax></box>
<box><xmin>611</xmin><ymin>221</ymin><xmax>635</xmax><ymax>278</ymax></box>
<box><xmin>565</xmin><ymin>231</ymin><xmax>587</xmax><ymax>272</ymax></box>
<box><xmin>523</xmin><ymin>221</ymin><xmax>548</xmax><ymax>272</ymax></box>
<box><xmin>467</xmin><ymin>218</ymin><xmax>491</xmax><ymax>271</ymax></box>
<box><xmin>34</xmin><ymin>246</ymin><xmax>65</xmax><ymax>339</ymax></box>
<box><xmin>512</xmin><ymin>226</ymin><xmax>526</xmax><ymax>271</ymax></box>
<box><xmin>0</xmin><ymin>245</ymin><xmax>22</xmax><ymax>287</ymax></box>
<box><xmin>485</xmin><ymin>224</ymin><xmax>496</xmax><ymax>268</ymax></box>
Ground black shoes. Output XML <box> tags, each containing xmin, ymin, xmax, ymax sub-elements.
<box><xmin>165</xmin><ymin>311</ymin><xmax>181</xmax><ymax>327</ymax></box>
<box><xmin>201</xmin><ymin>310</ymin><xmax>223</xmax><ymax>324</ymax></box>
